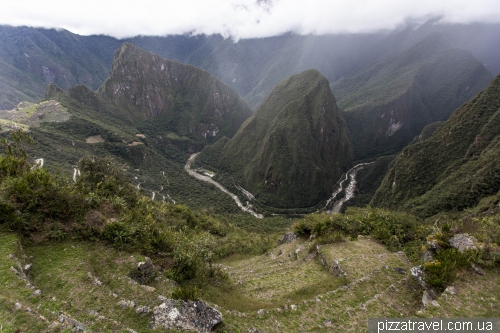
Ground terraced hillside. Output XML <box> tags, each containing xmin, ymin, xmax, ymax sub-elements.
<box><xmin>3</xmin><ymin>232</ymin><xmax>498</xmax><ymax>333</ymax></box>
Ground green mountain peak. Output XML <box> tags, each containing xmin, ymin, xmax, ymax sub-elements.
<box><xmin>198</xmin><ymin>69</ymin><xmax>353</xmax><ymax>209</ymax></box>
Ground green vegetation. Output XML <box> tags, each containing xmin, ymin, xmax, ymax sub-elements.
<box><xmin>198</xmin><ymin>69</ymin><xmax>353</xmax><ymax>210</ymax></box>
<box><xmin>372</xmin><ymin>73</ymin><xmax>500</xmax><ymax>217</ymax></box>
<box><xmin>0</xmin><ymin>130</ymin><xmax>278</xmax><ymax>283</ymax></box>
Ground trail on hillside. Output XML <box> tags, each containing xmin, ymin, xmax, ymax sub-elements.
<box><xmin>185</xmin><ymin>153</ymin><xmax>264</xmax><ymax>218</ymax></box>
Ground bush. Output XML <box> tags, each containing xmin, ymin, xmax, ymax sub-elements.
<box><xmin>423</xmin><ymin>248</ymin><xmax>470</xmax><ymax>291</ymax></box>
<box><xmin>171</xmin><ymin>285</ymin><xmax>200</xmax><ymax>301</ymax></box>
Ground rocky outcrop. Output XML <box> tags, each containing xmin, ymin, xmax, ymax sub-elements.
<box><xmin>316</xmin><ymin>245</ymin><xmax>348</xmax><ymax>277</ymax></box>
<box><xmin>130</xmin><ymin>257</ymin><xmax>155</xmax><ymax>284</ymax></box>
<box><xmin>449</xmin><ymin>233</ymin><xmax>478</xmax><ymax>252</ymax></box>
<box><xmin>277</xmin><ymin>232</ymin><xmax>297</xmax><ymax>246</ymax></box>
<box><xmin>151</xmin><ymin>300</ymin><xmax>222</xmax><ymax>332</ymax></box>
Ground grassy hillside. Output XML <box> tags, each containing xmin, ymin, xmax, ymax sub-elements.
<box><xmin>372</xmin><ymin>73</ymin><xmax>500</xmax><ymax>217</ymax></box>
<box><xmin>198</xmin><ymin>70</ymin><xmax>353</xmax><ymax>210</ymax></box>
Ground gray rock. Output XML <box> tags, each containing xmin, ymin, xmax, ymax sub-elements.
<box><xmin>248</xmin><ymin>328</ymin><xmax>259</xmax><ymax>333</ymax></box>
<box><xmin>118</xmin><ymin>300</ymin><xmax>136</xmax><ymax>309</ymax></box>
<box><xmin>390</xmin><ymin>285</ymin><xmax>398</xmax><ymax>292</ymax></box>
<box><xmin>59</xmin><ymin>314</ymin><xmax>87</xmax><ymax>332</ymax></box>
<box><xmin>444</xmin><ymin>286</ymin><xmax>457</xmax><ymax>295</ymax></box>
<box><xmin>423</xmin><ymin>250</ymin><xmax>433</xmax><ymax>263</ymax></box>
<box><xmin>426</xmin><ymin>235</ymin><xmax>442</xmax><ymax>250</ymax></box>
<box><xmin>290</xmin><ymin>304</ymin><xmax>297</xmax><ymax>311</ymax></box>
<box><xmin>323</xmin><ymin>320</ymin><xmax>333</xmax><ymax>328</ymax></box>
<box><xmin>32</xmin><ymin>289</ymin><xmax>42</xmax><ymax>296</ymax></box>
<box><xmin>393</xmin><ymin>267</ymin><xmax>406</xmax><ymax>274</ymax></box>
<box><xmin>24</xmin><ymin>263</ymin><xmax>32</xmax><ymax>277</ymax></box>
<box><xmin>410</xmin><ymin>266</ymin><xmax>426</xmax><ymax>288</ymax></box>
<box><xmin>256</xmin><ymin>309</ymin><xmax>266</xmax><ymax>316</ymax></box>
<box><xmin>136</xmin><ymin>305</ymin><xmax>150</xmax><ymax>314</ymax></box>
<box><xmin>131</xmin><ymin>257</ymin><xmax>155</xmax><ymax>284</ymax></box>
<box><xmin>331</xmin><ymin>260</ymin><xmax>347</xmax><ymax>277</ymax></box>
<box><xmin>449</xmin><ymin>234</ymin><xmax>477</xmax><ymax>252</ymax></box>
<box><xmin>277</xmin><ymin>232</ymin><xmax>297</xmax><ymax>246</ymax></box>
<box><xmin>422</xmin><ymin>290</ymin><xmax>440</xmax><ymax>307</ymax></box>
<box><xmin>471</xmin><ymin>263</ymin><xmax>484</xmax><ymax>275</ymax></box>
<box><xmin>151</xmin><ymin>300</ymin><xmax>222</xmax><ymax>332</ymax></box>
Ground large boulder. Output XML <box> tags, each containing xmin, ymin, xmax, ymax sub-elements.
<box><xmin>151</xmin><ymin>299</ymin><xmax>222</xmax><ymax>332</ymax></box>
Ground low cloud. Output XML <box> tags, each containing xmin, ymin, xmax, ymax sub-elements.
<box><xmin>1</xmin><ymin>0</ymin><xmax>500</xmax><ymax>39</ymax></box>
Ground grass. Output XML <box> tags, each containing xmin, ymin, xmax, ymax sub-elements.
<box><xmin>1</xmin><ymin>226</ymin><xmax>498</xmax><ymax>332</ymax></box>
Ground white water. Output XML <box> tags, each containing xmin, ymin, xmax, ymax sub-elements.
<box><xmin>325</xmin><ymin>162</ymin><xmax>373</xmax><ymax>213</ymax></box>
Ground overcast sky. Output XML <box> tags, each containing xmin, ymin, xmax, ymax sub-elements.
<box><xmin>1</xmin><ymin>0</ymin><xmax>499</xmax><ymax>40</ymax></box>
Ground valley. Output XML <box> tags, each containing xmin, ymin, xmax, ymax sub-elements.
<box><xmin>1</xmin><ymin>20</ymin><xmax>500</xmax><ymax>333</ymax></box>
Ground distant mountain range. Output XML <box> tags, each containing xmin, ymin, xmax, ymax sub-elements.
<box><xmin>332</xmin><ymin>33</ymin><xmax>493</xmax><ymax>159</ymax></box>
<box><xmin>1</xmin><ymin>20</ymin><xmax>499</xmax><ymax>112</ymax></box>
<box><xmin>1</xmin><ymin>21</ymin><xmax>500</xmax><ymax>214</ymax></box>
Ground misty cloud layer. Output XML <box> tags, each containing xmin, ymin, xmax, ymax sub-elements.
<box><xmin>2</xmin><ymin>0</ymin><xmax>500</xmax><ymax>39</ymax></box>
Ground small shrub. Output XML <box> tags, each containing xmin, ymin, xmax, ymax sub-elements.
<box><xmin>423</xmin><ymin>248</ymin><xmax>470</xmax><ymax>291</ymax></box>
<box><xmin>171</xmin><ymin>285</ymin><xmax>200</xmax><ymax>301</ymax></box>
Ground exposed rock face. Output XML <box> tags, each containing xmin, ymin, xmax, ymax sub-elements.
<box><xmin>449</xmin><ymin>233</ymin><xmax>478</xmax><ymax>252</ymax></box>
<box><xmin>151</xmin><ymin>300</ymin><xmax>222</xmax><ymax>332</ymax></box>
<box><xmin>97</xmin><ymin>43</ymin><xmax>252</xmax><ymax>140</ymax></box>
<box><xmin>277</xmin><ymin>232</ymin><xmax>297</xmax><ymax>246</ymax></box>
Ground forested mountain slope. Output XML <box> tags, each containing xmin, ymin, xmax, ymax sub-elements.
<box><xmin>198</xmin><ymin>70</ymin><xmax>353</xmax><ymax>209</ymax></box>
<box><xmin>371</xmin><ymin>73</ymin><xmax>500</xmax><ymax>217</ymax></box>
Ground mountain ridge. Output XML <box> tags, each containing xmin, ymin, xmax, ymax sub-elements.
<box><xmin>371</xmin><ymin>73</ymin><xmax>500</xmax><ymax>217</ymax></box>
<box><xmin>198</xmin><ymin>69</ymin><xmax>353</xmax><ymax>209</ymax></box>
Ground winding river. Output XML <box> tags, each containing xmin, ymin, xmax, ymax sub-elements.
<box><xmin>325</xmin><ymin>162</ymin><xmax>373</xmax><ymax>213</ymax></box>
<box><xmin>185</xmin><ymin>152</ymin><xmax>371</xmax><ymax>218</ymax></box>
<box><xmin>184</xmin><ymin>153</ymin><xmax>264</xmax><ymax>218</ymax></box>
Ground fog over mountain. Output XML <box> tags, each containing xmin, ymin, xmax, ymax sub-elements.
<box><xmin>1</xmin><ymin>0</ymin><xmax>500</xmax><ymax>39</ymax></box>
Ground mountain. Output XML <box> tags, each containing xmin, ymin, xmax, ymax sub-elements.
<box><xmin>371</xmin><ymin>73</ymin><xmax>500</xmax><ymax>217</ymax></box>
<box><xmin>96</xmin><ymin>42</ymin><xmax>252</xmax><ymax>141</ymax></box>
<box><xmin>2</xmin><ymin>21</ymin><xmax>500</xmax><ymax>112</ymax></box>
<box><xmin>0</xmin><ymin>26</ymin><xmax>117</xmax><ymax>110</ymax></box>
<box><xmin>331</xmin><ymin>33</ymin><xmax>493</xmax><ymax>159</ymax></box>
<box><xmin>197</xmin><ymin>69</ymin><xmax>353</xmax><ymax>209</ymax></box>
<box><xmin>0</xmin><ymin>43</ymin><xmax>254</xmax><ymax>213</ymax></box>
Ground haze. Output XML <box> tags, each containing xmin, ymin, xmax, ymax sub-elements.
<box><xmin>1</xmin><ymin>0</ymin><xmax>500</xmax><ymax>39</ymax></box>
